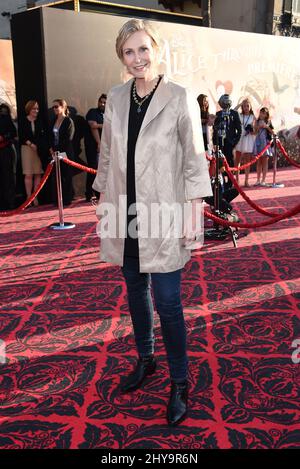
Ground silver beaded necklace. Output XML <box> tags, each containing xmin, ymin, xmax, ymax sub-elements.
<box><xmin>132</xmin><ymin>77</ymin><xmax>160</xmax><ymax>113</ymax></box>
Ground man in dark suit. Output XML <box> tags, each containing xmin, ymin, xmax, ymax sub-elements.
<box><xmin>84</xmin><ymin>94</ymin><xmax>107</xmax><ymax>202</ymax></box>
<box><xmin>213</xmin><ymin>94</ymin><xmax>241</xmax><ymax>168</ymax></box>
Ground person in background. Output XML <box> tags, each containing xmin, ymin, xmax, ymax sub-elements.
<box><xmin>234</xmin><ymin>98</ymin><xmax>256</xmax><ymax>187</ymax></box>
<box><xmin>92</xmin><ymin>19</ymin><xmax>212</xmax><ymax>426</ymax></box>
<box><xmin>68</xmin><ymin>106</ymin><xmax>88</xmax><ymax>170</ymax></box>
<box><xmin>0</xmin><ymin>103</ymin><xmax>17</xmax><ymax>210</ymax></box>
<box><xmin>197</xmin><ymin>94</ymin><xmax>210</xmax><ymax>151</ymax></box>
<box><xmin>84</xmin><ymin>94</ymin><xmax>107</xmax><ymax>202</ymax></box>
<box><xmin>205</xmin><ymin>154</ymin><xmax>239</xmax><ymax>222</ymax></box>
<box><xmin>253</xmin><ymin>107</ymin><xmax>274</xmax><ymax>186</ymax></box>
<box><xmin>19</xmin><ymin>100</ymin><xmax>45</xmax><ymax>206</ymax></box>
<box><xmin>213</xmin><ymin>94</ymin><xmax>242</xmax><ymax>169</ymax></box>
<box><xmin>49</xmin><ymin>98</ymin><xmax>75</xmax><ymax>206</ymax></box>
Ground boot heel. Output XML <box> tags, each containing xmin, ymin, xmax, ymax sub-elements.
<box><xmin>120</xmin><ymin>357</ymin><xmax>157</xmax><ymax>393</ymax></box>
<box><xmin>167</xmin><ymin>380</ymin><xmax>188</xmax><ymax>426</ymax></box>
<box><xmin>147</xmin><ymin>361</ymin><xmax>157</xmax><ymax>375</ymax></box>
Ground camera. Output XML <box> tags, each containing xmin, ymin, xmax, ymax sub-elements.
<box><xmin>245</xmin><ymin>124</ymin><xmax>253</xmax><ymax>134</ymax></box>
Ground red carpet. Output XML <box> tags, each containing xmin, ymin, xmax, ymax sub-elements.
<box><xmin>0</xmin><ymin>167</ymin><xmax>299</xmax><ymax>449</ymax></box>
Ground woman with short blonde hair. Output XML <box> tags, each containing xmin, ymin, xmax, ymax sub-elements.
<box><xmin>93</xmin><ymin>19</ymin><xmax>212</xmax><ymax>426</ymax></box>
<box><xmin>115</xmin><ymin>18</ymin><xmax>160</xmax><ymax>60</ymax></box>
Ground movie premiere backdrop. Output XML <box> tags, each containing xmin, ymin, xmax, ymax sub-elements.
<box><xmin>0</xmin><ymin>39</ymin><xmax>16</xmax><ymax>118</ymax></box>
<box><xmin>10</xmin><ymin>7</ymin><xmax>300</xmax><ymax>141</ymax></box>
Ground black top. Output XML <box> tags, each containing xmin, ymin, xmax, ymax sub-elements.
<box><xmin>0</xmin><ymin>114</ymin><xmax>17</xmax><ymax>147</ymax></box>
<box><xmin>124</xmin><ymin>76</ymin><xmax>162</xmax><ymax>261</ymax></box>
<box><xmin>85</xmin><ymin>107</ymin><xmax>104</xmax><ymax>147</ymax></box>
<box><xmin>19</xmin><ymin>116</ymin><xmax>46</xmax><ymax>147</ymax></box>
<box><xmin>49</xmin><ymin>116</ymin><xmax>75</xmax><ymax>160</ymax></box>
<box><xmin>212</xmin><ymin>109</ymin><xmax>242</xmax><ymax>148</ymax></box>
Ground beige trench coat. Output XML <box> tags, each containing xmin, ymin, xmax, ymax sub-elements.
<box><xmin>93</xmin><ymin>75</ymin><xmax>212</xmax><ymax>273</ymax></box>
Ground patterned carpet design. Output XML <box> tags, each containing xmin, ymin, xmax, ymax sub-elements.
<box><xmin>0</xmin><ymin>168</ymin><xmax>299</xmax><ymax>449</ymax></box>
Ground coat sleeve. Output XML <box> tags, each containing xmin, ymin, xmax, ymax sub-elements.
<box><xmin>60</xmin><ymin>117</ymin><xmax>75</xmax><ymax>151</ymax></box>
<box><xmin>178</xmin><ymin>89</ymin><xmax>212</xmax><ymax>200</ymax></box>
<box><xmin>92</xmin><ymin>90</ymin><xmax>112</xmax><ymax>194</ymax></box>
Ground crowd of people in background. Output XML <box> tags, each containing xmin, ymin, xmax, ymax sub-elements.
<box><xmin>0</xmin><ymin>94</ymin><xmax>107</xmax><ymax>211</ymax></box>
<box><xmin>197</xmin><ymin>93</ymin><xmax>275</xmax><ymax>186</ymax></box>
<box><xmin>0</xmin><ymin>90</ymin><xmax>279</xmax><ymax>212</ymax></box>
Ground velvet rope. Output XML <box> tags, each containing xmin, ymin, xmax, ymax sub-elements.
<box><xmin>204</xmin><ymin>199</ymin><xmax>300</xmax><ymax>229</ymax></box>
<box><xmin>63</xmin><ymin>157</ymin><xmax>97</xmax><ymax>174</ymax></box>
<box><xmin>276</xmin><ymin>139</ymin><xmax>300</xmax><ymax>169</ymax></box>
<box><xmin>223</xmin><ymin>158</ymin><xmax>278</xmax><ymax>218</ymax></box>
<box><xmin>0</xmin><ymin>162</ymin><xmax>54</xmax><ymax>217</ymax></box>
<box><xmin>60</xmin><ymin>153</ymin><xmax>300</xmax><ymax>229</ymax></box>
<box><xmin>228</xmin><ymin>142</ymin><xmax>271</xmax><ymax>171</ymax></box>
<box><xmin>206</xmin><ymin>143</ymin><xmax>271</xmax><ymax>171</ymax></box>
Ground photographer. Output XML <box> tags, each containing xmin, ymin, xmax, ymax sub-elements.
<box><xmin>235</xmin><ymin>98</ymin><xmax>256</xmax><ymax>187</ymax></box>
<box><xmin>213</xmin><ymin>94</ymin><xmax>242</xmax><ymax>170</ymax></box>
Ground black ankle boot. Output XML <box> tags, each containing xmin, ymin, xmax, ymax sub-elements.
<box><xmin>167</xmin><ymin>380</ymin><xmax>188</xmax><ymax>426</ymax></box>
<box><xmin>120</xmin><ymin>356</ymin><xmax>156</xmax><ymax>393</ymax></box>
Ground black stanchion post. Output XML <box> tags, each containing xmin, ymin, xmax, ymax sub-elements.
<box><xmin>271</xmin><ymin>135</ymin><xmax>284</xmax><ymax>188</ymax></box>
<box><xmin>49</xmin><ymin>152</ymin><xmax>75</xmax><ymax>230</ymax></box>
<box><xmin>205</xmin><ymin>105</ymin><xmax>238</xmax><ymax>248</ymax></box>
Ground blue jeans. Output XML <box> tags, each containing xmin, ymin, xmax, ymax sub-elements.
<box><xmin>121</xmin><ymin>257</ymin><xmax>188</xmax><ymax>382</ymax></box>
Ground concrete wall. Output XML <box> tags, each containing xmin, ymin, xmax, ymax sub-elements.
<box><xmin>211</xmin><ymin>0</ymin><xmax>258</xmax><ymax>32</ymax></box>
<box><xmin>0</xmin><ymin>0</ymin><xmax>27</xmax><ymax>39</ymax></box>
<box><xmin>3</xmin><ymin>0</ymin><xmax>278</xmax><ymax>39</ymax></box>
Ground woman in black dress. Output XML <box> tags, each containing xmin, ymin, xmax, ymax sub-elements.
<box><xmin>49</xmin><ymin>99</ymin><xmax>75</xmax><ymax>206</ymax></box>
<box><xmin>197</xmin><ymin>94</ymin><xmax>210</xmax><ymax>151</ymax></box>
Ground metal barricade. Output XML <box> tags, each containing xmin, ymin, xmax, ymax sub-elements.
<box><xmin>49</xmin><ymin>152</ymin><xmax>75</xmax><ymax>230</ymax></box>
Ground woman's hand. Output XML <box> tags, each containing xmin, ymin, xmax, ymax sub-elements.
<box><xmin>95</xmin><ymin>192</ymin><xmax>104</xmax><ymax>219</ymax></box>
<box><xmin>182</xmin><ymin>198</ymin><xmax>204</xmax><ymax>249</ymax></box>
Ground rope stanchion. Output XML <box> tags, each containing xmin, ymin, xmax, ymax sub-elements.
<box><xmin>276</xmin><ymin>139</ymin><xmax>300</xmax><ymax>169</ymax></box>
<box><xmin>49</xmin><ymin>152</ymin><xmax>75</xmax><ymax>230</ymax></box>
<box><xmin>2</xmin><ymin>148</ymin><xmax>299</xmax><ymax>234</ymax></box>
<box><xmin>223</xmin><ymin>158</ymin><xmax>279</xmax><ymax>218</ymax></box>
<box><xmin>0</xmin><ymin>162</ymin><xmax>54</xmax><ymax>217</ymax></box>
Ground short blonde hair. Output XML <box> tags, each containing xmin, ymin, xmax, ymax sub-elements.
<box><xmin>115</xmin><ymin>18</ymin><xmax>160</xmax><ymax>61</ymax></box>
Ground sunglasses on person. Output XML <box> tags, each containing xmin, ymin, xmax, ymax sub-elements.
<box><xmin>52</xmin><ymin>105</ymin><xmax>60</xmax><ymax>109</ymax></box>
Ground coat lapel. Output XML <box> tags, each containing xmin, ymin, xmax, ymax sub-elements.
<box><xmin>117</xmin><ymin>78</ymin><xmax>133</xmax><ymax>141</ymax></box>
<box><xmin>139</xmin><ymin>75</ymin><xmax>173</xmax><ymax>135</ymax></box>
<box><xmin>116</xmin><ymin>75</ymin><xmax>173</xmax><ymax>141</ymax></box>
